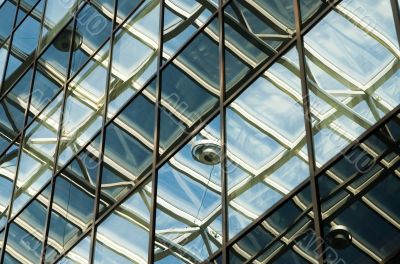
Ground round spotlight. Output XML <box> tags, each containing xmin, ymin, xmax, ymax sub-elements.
<box><xmin>326</xmin><ymin>225</ymin><xmax>352</xmax><ymax>250</ymax></box>
<box><xmin>53</xmin><ymin>28</ymin><xmax>82</xmax><ymax>52</ymax></box>
<box><xmin>191</xmin><ymin>139</ymin><xmax>221</xmax><ymax>165</ymax></box>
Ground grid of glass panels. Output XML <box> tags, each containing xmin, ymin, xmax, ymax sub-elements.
<box><xmin>0</xmin><ymin>0</ymin><xmax>399</xmax><ymax>263</ymax></box>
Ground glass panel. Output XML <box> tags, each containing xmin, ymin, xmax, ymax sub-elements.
<box><xmin>0</xmin><ymin>40</ymin><xmax>10</xmax><ymax>88</ymax></box>
<box><xmin>40</xmin><ymin>0</ymin><xmax>80</xmax><ymax>51</ymax></box>
<box><xmin>69</xmin><ymin>0</ymin><xmax>114</xmax><ymax>75</ymax></box>
<box><xmin>27</xmin><ymin>21</ymin><xmax>78</xmax><ymax>119</ymax></box>
<box><xmin>0</xmin><ymin>68</ymin><xmax>33</xmax><ymax>142</ymax></box>
<box><xmin>116</xmin><ymin>0</ymin><xmax>141</xmax><ymax>21</ymax></box>
<box><xmin>154</xmin><ymin>116</ymin><xmax>222</xmax><ymax>263</ymax></box>
<box><xmin>305</xmin><ymin>0</ymin><xmax>400</xmax><ymax>166</ymax></box>
<box><xmin>28</xmin><ymin>72</ymin><xmax>62</xmax><ymax>124</ymax></box>
<box><xmin>162</xmin><ymin>0</ymin><xmax>217</xmax><ymax>63</ymax></box>
<box><xmin>94</xmin><ymin>180</ymin><xmax>152</xmax><ymax>264</ymax></box>
<box><xmin>11</xmin><ymin>93</ymin><xmax>63</xmax><ymax>216</ymax></box>
<box><xmin>107</xmin><ymin>0</ymin><xmax>160</xmax><ymax>120</ymax></box>
<box><xmin>248</xmin><ymin>0</ymin><xmax>297</xmax><ymax>30</ymax></box>
<box><xmin>223</xmin><ymin>0</ymin><xmax>321</xmax><ymax>93</ymax></box>
<box><xmin>57</xmin><ymin>41</ymin><xmax>110</xmax><ymax>168</ymax></box>
<box><xmin>299</xmin><ymin>0</ymin><xmax>325</xmax><ymax>24</ymax></box>
<box><xmin>99</xmin><ymin>82</ymin><xmax>156</xmax><ymax>215</ymax></box>
<box><xmin>4</xmin><ymin>0</ymin><xmax>44</xmax><ymax>80</ymax></box>
<box><xmin>45</xmin><ymin>135</ymin><xmax>100</xmax><ymax>263</ymax></box>
<box><xmin>0</xmin><ymin>228</ymin><xmax>4</xmax><ymax>255</ymax></box>
<box><xmin>340</xmin><ymin>0</ymin><xmax>399</xmax><ymax>48</ymax></box>
<box><xmin>0</xmin><ymin>144</ymin><xmax>19</xmax><ymax>231</ymax></box>
<box><xmin>229</xmin><ymin>186</ymin><xmax>313</xmax><ymax>263</ymax></box>
<box><xmin>0</xmin><ymin>134</ymin><xmax>16</xmax><ymax>169</ymax></box>
<box><xmin>19</xmin><ymin>0</ymin><xmax>41</xmax><ymax>18</ymax></box>
<box><xmin>226</xmin><ymin>47</ymin><xmax>310</xmax><ymax>238</ymax></box>
<box><xmin>57</xmin><ymin>235</ymin><xmax>91</xmax><ymax>264</ymax></box>
<box><xmin>319</xmin><ymin>114</ymin><xmax>400</xmax><ymax>263</ymax></box>
<box><xmin>28</xmin><ymin>20</ymin><xmax>80</xmax><ymax>121</ymax></box>
<box><xmin>0</xmin><ymin>0</ymin><xmax>18</xmax><ymax>46</ymax></box>
<box><xmin>4</xmin><ymin>185</ymin><xmax>51</xmax><ymax>264</ymax></box>
<box><xmin>159</xmin><ymin>16</ymin><xmax>219</xmax><ymax>155</ymax></box>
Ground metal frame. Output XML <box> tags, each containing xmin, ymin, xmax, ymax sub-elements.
<box><xmin>87</xmin><ymin>0</ymin><xmax>119</xmax><ymax>262</ymax></box>
<box><xmin>0</xmin><ymin>0</ymin><xmax>399</xmax><ymax>263</ymax></box>
<box><xmin>148</xmin><ymin>0</ymin><xmax>165</xmax><ymax>262</ymax></box>
<box><xmin>294</xmin><ymin>0</ymin><xmax>324</xmax><ymax>263</ymax></box>
<box><xmin>219</xmin><ymin>0</ymin><xmax>228</xmax><ymax>263</ymax></box>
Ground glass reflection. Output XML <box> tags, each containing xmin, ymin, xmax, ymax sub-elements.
<box><xmin>3</xmin><ymin>0</ymin><xmax>44</xmax><ymax>81</ymax></box>
<box><xmin>94</xmin><ymin>180</ymin><xmax>152</xmax><ymax>264</ymax></box>
<box><xmin>40</xmin><ymin>0</ymin><xmax>80</xmax><ymax>51</ymax></box>
<box><xmin>5</xmin><ymin>185</ymin><xmax>52</xmax><ymax>264</ymax></box>
<box><xmin>0</xmin><ymin>68</ymin><xmax>33</xmax><ymax>146</ymax></box>
<box><xmin>100</xmin><ymin>83</ymin><xmax>156</xmax><ymax>214</ymax></box>
<box><xmin>57</xmin><ymin>235</ymin><xmax>91</xmax><ymax>264</ymax></box>
<box><xmin>107</xmin><ymin>0</ymin><xmax>160</xmax><ymax>120</ymax></box>
<box><xmin>69</xmin><ymin>0</ymin><xmax>114</xmax><ymax>76</ymax></box>
<box><xmin>154</xmin><ymin>116</ymin><xmax>222</xmax><ymax>263</ymax></box>
<box><xmin>0</xmin><ymin>0</ymin><xmax>18</xmax><ymax>46</ymax></box>
<box><xmin>159</xmin><ymin>16</ymin><xmax>220</xmax><ymax>155</ymax></box>
<box><xmin>318</xmin><ymin>114</ymin><xmax>400</xmax><ymax>263</ymax></box>
<box><xmin>305</xmin><ymin>0</ymin><xmax>400</xmax><ymax>165</ymax></box>
<box><xmin>162</xmin><ymin>0</ymin><xmax>217</xmax><ymax>63</ymax></box>
<box><xmin>223</xmin><ymin>0</ymin><xmax>320</xmax><ymax>93</ymax></box>
<box><xmin>57</xmin><ymin>41</ymin><xmax>110</xmax><ymax>168</ymax></box>
<box><xmin>116</xmin><ymin>0</ymin><xmax>141</xmax><ymax>21</ymax></box>
<box><xmin>227</xmin><ymin>47</ymin><xmax>310</xmax><ymax>238</ymax></box>
<box><xmin>11</xmin><ymin>93</ymin><xmax>63</xmax><ymax>216</ymax></box>
<box><xmin>0</xmin><ymin>144</ymin><xmax>19</xmax><ymax>231</ymax></box>
<box><xmin>0</xmin><ymin>40</ymin><xmax>9</xmax><ymax>86</ymax></box>
<box><xmin>45</xmin><ymin>135</ymin><xmax>100</xmax><ymax>263</ymax></box>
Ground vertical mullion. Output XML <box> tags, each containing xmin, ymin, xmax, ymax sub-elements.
<box><xmin>39</xmin><ymin>3</ymin><xmax>80</xmax><ymax>262</ymax></box>
<box><xmin>219</xmin><ymin>0</ymin><xmax>228</xmax><ymax>263</ymax></box>
<box><xmin>0</xmin><ymin>0</ymin><xmax>48</xmax><ymax>261</ymax></box>
<box><xmin>391</xmin><ymin>0</ymin><xmax>400</xmax><ymax>47</ymax></box>
<box><xmin>88</xmin><ymin>0</ymin><xmax>119</xmax><ymax>262</ymax></box>
<box><xmin>148</xmin><ymin>0</ymin><xmax>165</xmax><ymax>263</ymax></box>
<box><xmin>0</xmin><ymin>0</ymin><xmax>21</xmax><ymax>92</ymax></box>
<box><xmin>293</xmin><ymin>1</ymin><xmax>325</xmax><ymax>264</ymax></box>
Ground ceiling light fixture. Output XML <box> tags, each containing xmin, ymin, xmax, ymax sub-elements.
<box><xmin>53</xmin><ymin>28</ymin><xmax>82</xmax><ymax>52</ymax></box>
<box><xmin>192</xmin><ymin>139</ymin><xmax>221</xmax><ymax>165</ymax></box>
<box><xmin>326</xmin><ymin>225</ymin><xmax>352</xmax><ymax>250</ymax></box>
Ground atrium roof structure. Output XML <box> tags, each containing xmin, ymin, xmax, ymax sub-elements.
<box><xmin>0</xmin><ymin>0</ymin><xmax>399</xmax><ymax>263</ymax></box>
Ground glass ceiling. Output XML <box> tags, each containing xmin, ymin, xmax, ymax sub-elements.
<box><xmin>0</xmin><ymin>0</ymin><xmax>399</xmax><ymax>263</ymax></box>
